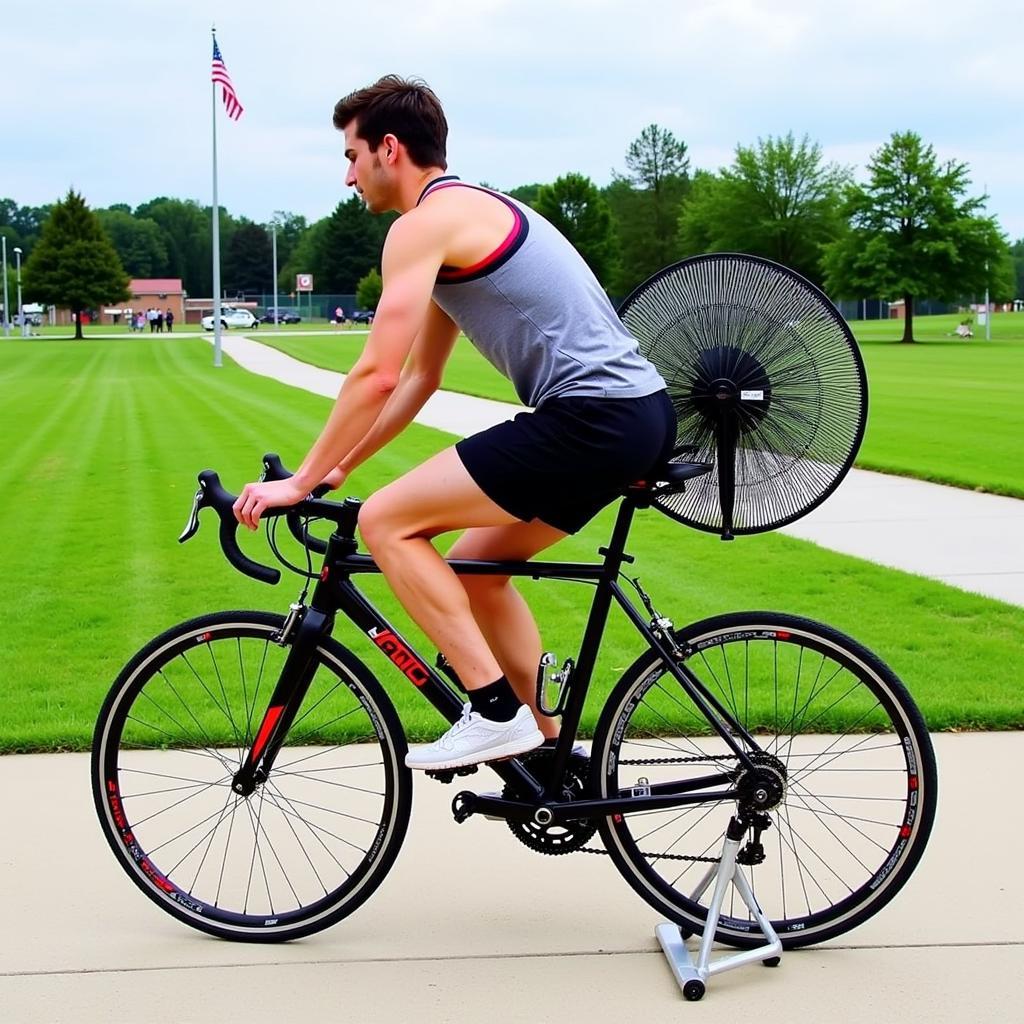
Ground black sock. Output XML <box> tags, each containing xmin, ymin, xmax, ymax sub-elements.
<box><xmin>468</xmin><ymin>676</ymin><xmax>521</xmax><ymax>722</ymax></box>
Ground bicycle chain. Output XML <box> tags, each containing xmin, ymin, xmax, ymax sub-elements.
<box><xmin>617</xmin><ymin>754</ymin><xmax>739</xmax><ymax>766</ymax></box>
<box><xmin>573</xmin><ymin>753</ymin><xmax>737</xmax><ymax>862</ymax></box>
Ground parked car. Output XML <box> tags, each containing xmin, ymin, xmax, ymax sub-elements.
<box><xmin>260</xmin><ymin>308</ymin><xmax>301</xmax><ymax>325</ymax></box>
<box><xmin>351</xmin><ymin>309</ymin><xmax>375</xmax><ymax>324</ymax></box>
<box><xmin>201</xmin><ymin>307</ymin><xmax>260</xmax><ymax>330</ymax></box>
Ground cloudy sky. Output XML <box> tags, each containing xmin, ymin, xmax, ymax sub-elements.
<box><xmin>5</xmin><ymin>0</ymin><xmax>1021</xmax><ymax>238</ymax></box>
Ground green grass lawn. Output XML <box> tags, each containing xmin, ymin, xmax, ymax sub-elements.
<box><xmin>853</xmin><ymin>313</ymin><xmax>1024</xmax><ymax>496</ymax></box>
<box><xmin>1</xmin><ymin>337</ymin><xmax>1021</xmax><ymax>753</ymax></box>
<box><xmin>262</xmin><ymin>332</ymin><xmax>520</xmax><ymax>402</ymax></box>
<box><xmin>257</xmin><ymin>312</ymin><xmax>1024</xmax><ymax>498</ymax></box>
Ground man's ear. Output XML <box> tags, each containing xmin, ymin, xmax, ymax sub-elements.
<box><xmin>382</xmin><ymin>133</ymin><xmax>400</xmax><ymax>164</ymax></box>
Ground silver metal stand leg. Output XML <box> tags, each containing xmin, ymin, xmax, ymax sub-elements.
<box><xmin>656</xmin><ymin>816</ymin><xmax>782</xmax><ymax>1002</ymax></box>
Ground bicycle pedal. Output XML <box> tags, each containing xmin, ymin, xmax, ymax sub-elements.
<box><xmin>425</xmin><ymin>764</ymin><xmax>479</xmax><ymax>784</ymax></box>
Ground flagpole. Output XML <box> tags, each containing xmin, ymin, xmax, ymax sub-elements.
<box><xmin>211</xmin><ymin>25</ymin><xmax>223</xmax><ymax>368</ymax></box>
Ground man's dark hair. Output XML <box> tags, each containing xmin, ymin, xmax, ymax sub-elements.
<box><xmin>333</xmin><ymin>75</ymin><xmax>448</xmax><ymax>170</ymax></box>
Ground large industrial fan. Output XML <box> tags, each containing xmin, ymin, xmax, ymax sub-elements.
<box><xmin>619</xmin><ymin>253</ymin><xmax>867</xmax><ymax>539</ymax></box>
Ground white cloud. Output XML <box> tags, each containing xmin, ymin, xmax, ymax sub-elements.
<box><xmin>4</xmin><ymin>0</ymin><xmax>1022</xmax><ymax>238</ymax></box>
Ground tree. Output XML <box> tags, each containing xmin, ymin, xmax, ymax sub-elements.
<box><xmin>0</xmin><ymin>198</ymin><xmax>51</xmax><ymax>261</ymax></box>
<box><xmin>1011</xmin><ymin>238</ymin><xmax>1024</xmax><ymax>303</ymax></box>
<box><xmin>223</xmin><ymin>222</ymin><xmax>272</xmax><ymax>295</ymax></box>
<box><xmin>534</xmin><ymin>173</ymin><xmax>617</xmax><ymax>285</ymax></box>
<box><xmin>606</xmin><ymin>124</ymin><xmax>691</xmax><ymax>295</ymax></box>
<box><xmin>315</xmin><ymin>195</ymin><xmax>394</xmax><ymax>293</ymax></box>
<box><xmin>678</xmin><ymin>133</ymin><xmax>850</xmax><ymax>286</ymax></box>
<box><xmin>95</xmin><ymin>209</ymin><xmax>169</xmax><ymax>279</ymax></box>
<box><xmin>356</xmin><ymin>268</ymin><xmax>383</xmax><ymax>309</ymax></box>
<box><xmin>625</xmin><ymin>123</ymin><xmax>690</xmax><ymax>195</ymax></box>
<box><xmin>507</xmin><ymin>183</ymin><xmax>544</xmax><ymax>209</ymax></box>
<box><xmin>22</xmin><ymin>190</ymin><xmax>129</xmax><ymax>338</ymax></box>
<box><xmin>822</xmin><ymin>131</ymin><xmax>1011</xmax><ymax>342</ymax></box>
<box><xmin>267</xmin><ymin>211</ymin><xmax>307</xmax><ymax>271</ymax></box>
<box><xmin>135</xmin><ymin>197</ymin><xmax>210</xmax><ymax>295</ymax></box>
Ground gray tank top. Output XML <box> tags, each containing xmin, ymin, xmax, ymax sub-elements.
<box><xmin>420</xmin><ymin>177</ymin><xmax>665</xmax><ymax>408</ymax></box>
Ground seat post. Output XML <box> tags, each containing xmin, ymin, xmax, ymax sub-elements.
<box><xmin>598</xmin><ymin>496</ymin><xmax>639</xmax><ymax>575</ymax></box>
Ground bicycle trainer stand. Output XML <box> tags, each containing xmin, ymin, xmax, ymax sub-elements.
<box><xmin>656</xmin><ymin>814</ymin><xmax>782</xmax><ymax>1002</ymax></box>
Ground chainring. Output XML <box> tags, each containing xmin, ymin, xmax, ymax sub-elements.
<box><xmin>503</xmin><ymin>749</ymin><xmax>598</xmax><ymax>855</ymax></box>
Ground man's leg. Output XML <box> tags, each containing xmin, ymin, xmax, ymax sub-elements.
<box><xmin>358</xmin><ymin>446</ymin><xmax>525</xmax><ymax>691</ymax></box>
<box><xmin>360</xmin><ymin>447</ymin><xmax>558</xmax><ymax>768</ymax></box>
<box><xmin>446</xmin><ymin>521</ymin><xmax>567</xmax><ymax>740</ymax></box>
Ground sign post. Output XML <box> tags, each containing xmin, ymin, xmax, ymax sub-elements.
<box><xmin>296</xmin><ymin>273</ymin><xmax>313</xmax><ymax>324</ymax></box>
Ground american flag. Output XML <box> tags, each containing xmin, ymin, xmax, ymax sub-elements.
<box><xmin>211</xmin><ymin>39</ymin><xmax>244</xmax><ymax>121</ymax></box>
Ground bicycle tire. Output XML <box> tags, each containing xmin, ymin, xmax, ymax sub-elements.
<box><xmin>590</xmin><ymin>611</ymin><xmax>937</xmax><ymax>949</ymax></box>
<box><xmin>92</xmin><ymin>610</ymin><xmax>413</xmax><ymax>942</ymax></box>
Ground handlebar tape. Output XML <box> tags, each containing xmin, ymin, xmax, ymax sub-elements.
<box><xmin>197</xmin><ymin>470</ymin><xmax>281</xmax><ymax>585</ymax></box>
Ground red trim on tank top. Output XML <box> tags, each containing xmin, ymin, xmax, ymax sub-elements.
<box><xmin>421</xmin><ymin>181</ymin><xmax>528</xmax><ymax>283</ymax></box>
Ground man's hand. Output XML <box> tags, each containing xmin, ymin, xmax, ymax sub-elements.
<box><xmin>233</xmin><ymin>478</ymin><xmax>309</xmax><ymax>531</ymax></box>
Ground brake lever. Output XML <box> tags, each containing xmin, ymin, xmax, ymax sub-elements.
<box><xmin>179</xmin><ymin>486</ymin><xmax>204</xmax><ymax>543</ymax></box>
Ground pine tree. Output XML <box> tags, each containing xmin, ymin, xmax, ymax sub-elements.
<box><xmin>23</xmin><ymin>190</ymin><xmax>129</xmax><ymax>338</ymax></box>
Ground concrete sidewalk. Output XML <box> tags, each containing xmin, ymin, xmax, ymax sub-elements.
<box><xmin>1</xmin><ymin>734</ymin><xmax>1021</xmax><ymax>1022</ymax></box>
<box><xmin>213</xmin><ymin>334</ymin><xmax>1024</xmax><ymax>607</ymax></box>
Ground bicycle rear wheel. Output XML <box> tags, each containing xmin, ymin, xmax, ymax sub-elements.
<box><xmin>591</xmin><ymin>611</ymin><xmax>936</xmax><ymax>949</ymax></box>
<box><xmin>92</xmin><ymin>610</ymin><xmax>412</xmax><ymax>942</ymax></box>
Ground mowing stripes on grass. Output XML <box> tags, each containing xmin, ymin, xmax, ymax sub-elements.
<box><xmin>1</xmin><ymin>337</ymin><xmax>1022</xmax><ymax>752</ymax></box>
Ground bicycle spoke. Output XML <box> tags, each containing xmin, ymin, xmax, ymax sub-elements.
<box><xmin>188</xmin><ymin>786</ymin><xmax>237</xmax><ymax>895</ymax></box>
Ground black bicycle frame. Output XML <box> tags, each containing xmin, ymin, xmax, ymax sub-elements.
<box><xmin>235</xmin><ymin>495</ymin><xmax>760</xmax><ymax>814</ymax></box>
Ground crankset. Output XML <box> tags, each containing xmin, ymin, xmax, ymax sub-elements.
<box><xmin>503</xmin><ymin>748</ymin><xmax>597</xmax><ymax>855</ymax></box>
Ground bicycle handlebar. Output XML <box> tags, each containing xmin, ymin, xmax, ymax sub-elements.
<box><xmin>261</xmin><ymin>454</ymin><xmax>331</xmax><ymax>555</ymax></box>
<box><xmin>179</xmin><ymin>456</ymin><xmax>360</xmax><ymax>585</ymax></box>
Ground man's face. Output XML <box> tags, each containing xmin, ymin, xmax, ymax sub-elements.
<box><xmin>343</xmin><ymin>121</ymin><xmax>392</xmax><ymax>213</ymax></box>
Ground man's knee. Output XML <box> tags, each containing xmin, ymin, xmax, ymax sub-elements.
<box><xmin>360</xmin><ymin>490</ymin><xmax>435</xmax><ymax>553</ymax></box>
<box><xmin>358</xmin><ymin>492</ymin><xmax>398</xmax><ymax>554</ymax></box>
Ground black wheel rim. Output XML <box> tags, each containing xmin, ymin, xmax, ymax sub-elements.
<box><xmin>618</xmin><ymin>254</ymin><xmax>868</xmax><ymax>537</ymax></box>
<box><xmin>95</xmin><ymin>622</ymin><xmax>401</xmax><ymax>933</ymax></box>
<box><xmin>599</xmin><ymin>622</ymin><xmax>930</xmax><ymax>939</ymax></box>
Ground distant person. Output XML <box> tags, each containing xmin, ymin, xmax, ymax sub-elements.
<box><xmin>335</xmin><ymin>305</ymin><xmax>345</xmax><ymax>325</ymax></box>
<box><xmin>147</xmin><ymin>308</ymin><xmax>158</xmax><ymax>333</ymax></box>
<box><xmin>165</xmin><ymin>308</ymin><xmax>175</xmax><ymax>332</ymax></box>
<box><xmin>156</xmin><ymin>310</ymin><xmax>165</xmax><ymax>333</ymax></box>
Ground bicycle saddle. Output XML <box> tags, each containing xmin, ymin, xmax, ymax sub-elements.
<box><xmin>627</xmin><ymin>452</ymin><xmax>712</xmax><ymax>498</ymax></box>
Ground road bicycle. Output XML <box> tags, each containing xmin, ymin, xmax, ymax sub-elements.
<box><xmin>92</xmin><ymin>450</ymin><xmax>936</xmax><ymax>950</ymax></box>
<box><xmin>91</xmin><ymin>254</ymin><xmax>937</xmax><ymax>980</ymax></box>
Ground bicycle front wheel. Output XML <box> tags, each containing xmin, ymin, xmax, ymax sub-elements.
<box><xmin>591</xmin><ymin>611</ymin><xmax>937</xmax><ymax>949</ymax></box>
<box><xmin>92</xmin><ymin>610</ymin><xmax>412</xmax><ymax>942</ymax></box>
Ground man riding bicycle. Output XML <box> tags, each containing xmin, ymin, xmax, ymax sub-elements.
<box><xmin>233</xmin><ymin>75</ymin><xmax>674</xmax><ymax>771</ymax></box>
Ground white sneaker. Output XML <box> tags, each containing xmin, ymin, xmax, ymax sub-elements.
<box><xmin>405</xmin><ymin>703</ymin><xmax>544</xmax><ymax>771</ymax></box>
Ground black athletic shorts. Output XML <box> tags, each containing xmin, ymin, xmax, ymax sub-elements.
<box><xmin>455</xmin><ymin>389</ymin><xmax>677</xmax><ymax>534</ymax></box>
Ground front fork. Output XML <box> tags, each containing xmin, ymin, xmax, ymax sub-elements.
<box><xmin>231</xmin><ymin>604</ymin><xmax>333</xmax><ymax>796</ymax></box>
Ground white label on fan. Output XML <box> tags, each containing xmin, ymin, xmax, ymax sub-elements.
<box><xmin>740</xmin><ymin>390</ymin><xmax>764</xmax><ymax>401</ymax></box>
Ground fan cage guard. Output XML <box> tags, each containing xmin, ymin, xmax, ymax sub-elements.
<box><xmin>618</xmin><ymin>253</ymin><xmax>867</xmax><ymax>537</ymax></box>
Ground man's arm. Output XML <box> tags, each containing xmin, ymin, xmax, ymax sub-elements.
<box><xmin>325</xmin><ymin>301</ymin><xmax>459</xmax><ymax>486</ymax></box>
<box><xmin>233</xmin><ymin>212</ymin><xmax>445</xmax><ymax>528</ymax></box>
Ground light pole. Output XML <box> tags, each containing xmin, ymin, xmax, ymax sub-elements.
<box><xmin>984</xmin><ymin>260</ymin><xmax>992</xmax><ymax>342</ymax></box>
<box><xmin>2</xmin><ymin>236</ymin><xmax>9</xmax><ymax>337</ymax></box>
<box><xmin>271</xmin><ymin>223</ymin><xmax>279</xmax><ymax>325</ymax></box>
<box><xmin>13</xmin><ymin>247</ymin><xmax>25</xmax><ymax>338</ymax></box>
